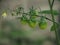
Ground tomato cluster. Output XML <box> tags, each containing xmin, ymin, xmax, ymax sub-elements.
<box><xmin>18</xmin><ymin>7</ymin><xmax>47</xmax><ymax>30</ymax></box>
<box><xmin>10</xmin><ymin>6</ymin><xmax>59</xmax><ymax>30</ymax></box>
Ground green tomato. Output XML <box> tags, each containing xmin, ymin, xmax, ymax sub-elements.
<box><xmin>21</xmin><ymin>20</ymin><xmax>27</xmax><ymax>24</ymax></box>
<box><xmin>20</xmin><ymin>17</ymin><xmax>27</xmax><ymax>24</ymax></box>
<box><xmin>39</xmin><ymin>21</ymin><xmax>47</xmax><ymax>30</ymax></box>
<box><xmin>28</xmin><ymin>20</ymin><xmax>37</xmax><ymax>28</ymax></box>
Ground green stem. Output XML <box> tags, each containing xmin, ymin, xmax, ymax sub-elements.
<box><xmin>48</xmin><ymin>0</ymin><xmax>60</xmax><ymax>45</ymax></box>
<box><xmin>51</xmin><ymin>7</ymin><xmax>59</xmax><ymax>45</ymax></box>
<box><xmin>17</xmin><ymin>13</ymin><xmax>60</xmax><ymax>26</ymax></box>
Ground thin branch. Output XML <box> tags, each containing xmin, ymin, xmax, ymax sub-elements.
<box><xmin>35</xmin><ymin>15</ymin><xmax>60</xmax><ymax>25</ymax></box>
<box><xmin>49</xmin><ymin>0</ymin><xmax>60</xmax><ymax>45</ymax></box>
<box><xmin>16</xmin><ymin>12</ymin><xmax>59</xmax><ymax>26</ymax></box>
<box><xmin>48</xmin><ymin>0</ymin><xmax>52</xmax><ymax>7</ymax></box>
<box><xmin>51</xmin><ymin>0</ymin><xmax>54</xmax><ymax>7</ymax></box>
<box><xmin>48</xmin><ymin>0</ymin><xmax>54</xmax><ymax>8</ymax></box>
<box><xmin>23</xmin><ymin>13</ymin><xmax>59</xmax><ymax>25</ymax></box>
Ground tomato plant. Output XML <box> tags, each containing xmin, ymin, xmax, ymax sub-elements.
<box><xmin>2</xmin><ymin>0</ymin><xmax>60</xmax><ymax>45</ymax></box>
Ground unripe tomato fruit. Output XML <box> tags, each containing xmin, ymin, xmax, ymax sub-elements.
<box><xmin>39</xmin><ymin>21</ymin><xmax>47</xmax><ymax>30</ymax></box>
<box><xmin>20</xmin><ymin>20</ymin><xmax>27</xmax><ymax>24</ymax></box>
<box><xmin>28</xmin><ymin>20</ymin><xmax>37</xmax><ymax>28</ymax></box>
<box><xmin>20</xmin><ymin>17</ymin><xmax>27</xmax><ymax>24</ymax></box>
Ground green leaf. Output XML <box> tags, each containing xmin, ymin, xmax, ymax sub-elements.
<box><xmin>50</xmin><ymin>23</ymin><xmax>59</xmax><ymax>31</ymax></box>
<box><xmin>39</xmin><ymin>10</ymin><xmax>59</xmax><ymax>15</ymax></box>
<box><xmin>51</xmin><ymin>25</ymin><xmax>55</xmax><ymax>31</ymax></box>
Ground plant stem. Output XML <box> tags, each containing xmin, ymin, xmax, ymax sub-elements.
<box><xmin>17</xmin><ymin>13</ymin><xmax>60</xmax><ymax>26</ymax></box>
<box><xmin>48</xmin><ymin>0</ymin><xmax>60</xmax><ymax>45</ymax></box>
<box><xmin>51</xmin><ymin>7</ymin><xmax>59</xmax><ymax>45</ymax></box>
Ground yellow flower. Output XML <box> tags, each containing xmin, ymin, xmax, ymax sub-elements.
<box><xmin>2</xmin><ymin>12</ymin><xmax>7</xmax><ymax>17</ymax></box>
